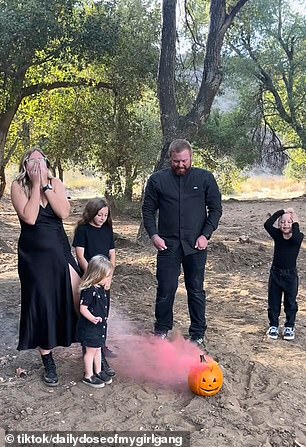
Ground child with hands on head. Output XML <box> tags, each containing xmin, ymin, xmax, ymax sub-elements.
<box><xmin>77</xmin><ymin>255</ymin><xmax>114</xmax><ymax>388</ymax></box>
<box><xmin>264</xmin><ymin>207</ymin><xmax>304</xmax><ymax>341</ymax></box>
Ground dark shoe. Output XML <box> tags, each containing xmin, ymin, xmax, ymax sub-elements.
<box><xmin>103</xmin><ymin>346</ymin><xmax>117</xmax><ymax>358</ymax></box>
<box><xmin>41</xmin><ymin>352</ymin><xmax>58</xmax><ymax>387</ymax></box>
<box><xmin>82</xmin><ymin>375</ymin><xmax>105</xmax><ymax>388</ymax></box>
<box><xmin>189</xmin><ymin>335</ymin><xmax>205</xmax><ymax>348</ymax></box>
<box><xmin>95</xmin><ymin>370</ymin><xmax>112</xmax><ymax>385</ymax></box>
<box><xmin>283</xmin><ymin>326</ymin><xmax>295</xmax><ymax>341</ymax></box>
<box><xmin>267</xmin><ymin>326</ymin><xmax>279</xmax><ymax>340</ymax></box>
<box><xmin>154</xmin><ymin>331</ymin><xmax>168</xmax><ymax>340</ymax></box>
<box><xmin>101</xmin><ymin>351</ymin><xmax>116</xmax><ymax>377</ymax></box>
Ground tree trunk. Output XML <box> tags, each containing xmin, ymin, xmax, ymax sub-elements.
<box><xmin>0</xmin><ymin>105</ymin><xmax>22</xmax><ymax>199</ymax></box>
<box><xmin>138</xmin><ymin>0</ymin><xmax>250</xmax><ymax>240</ymax></box>
<box><xmin>105</xmin><ymin>169</ymin><xmax>123</xmax><ymax>199</ymax></box>
<box><xmin>155</xmin><ymin>0</ymin><xmax>249</xmax><ymax>169</ymax></box>
<box><xmin>123</xmin><ymin>164</ymin><xmax>139</xmax><ymax>201</ymax></box>
<box><xmin>0</xmin><ymin>165</ymin><xmax>6</xmax><ymax>199</ymax></box>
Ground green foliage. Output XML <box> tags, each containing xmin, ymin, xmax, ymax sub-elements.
<box><xmin>285</xmin><ymin>149</ymin><xmax>306</xmax><ymax>180</ymax></box>
<box><xmin>228</xmin><ymin>0</ymin><xmax>306</xmax><ymax>150</ymax></box>
<box><xmin>1</xmin><ymin>0</ymin><xmax>160</xmax><ymax>201</ymax></box>
<box><xmin>193</xmin><ymin>147</ymin><xmax>244</xmax><ymax>195</ymax></box>
<box><xmin>194</xmin><ymin>86</ymin><xmax>263</xmax><ymax>170</ymax></box>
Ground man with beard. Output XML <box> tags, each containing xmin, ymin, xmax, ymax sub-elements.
<box><xmin>142</xmin><ymin>139</ymin><xmax>222</xmax><ymax>347</ymax></box>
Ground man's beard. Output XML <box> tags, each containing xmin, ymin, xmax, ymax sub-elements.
<box><xmin>172</xmin><ymin>166</ymin><xmax>191</xmax><ymax>176</ymax></box>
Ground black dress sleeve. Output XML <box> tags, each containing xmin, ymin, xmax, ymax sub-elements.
<box><xmin>80</xmin><ymin>287</ymin><xmax>94</xmax><ymax>307</ymax></box>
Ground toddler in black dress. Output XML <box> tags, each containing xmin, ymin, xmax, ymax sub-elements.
<box><xmin>77</xmin><ymin>255</ymin><xmax>114</xmax><ymax>388</ymax></box>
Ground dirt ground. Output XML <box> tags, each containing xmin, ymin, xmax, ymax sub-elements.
<box><xmin>0</xmin><ymin>194</ymin><xmax>306</xmax><ymax>447</ymax></box>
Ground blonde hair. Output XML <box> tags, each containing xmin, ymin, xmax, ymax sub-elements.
<box><xmin>80</xmin><ymin>255</ymin><xmax>113</xmax><ymax>291</ymax></box>
<box><xmin>15</xmin><ymin>148</ymin><xmax>53</xmax><ymax>198</ymax></box>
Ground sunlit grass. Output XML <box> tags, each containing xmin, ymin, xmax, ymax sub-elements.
<box><xmin>5</xmin><ymin>165</ymin><xmax>104</xmax><ymax>199</ymax></box>
<box><xmin>5</xmin><ymin>165</ymin><xmax>306</xmax><ymax>201</ymax></box>
<box><xmin>228</xmin><ymin>175</ymin><xmax>306</xmax><ymax>200</ymax></box>
<box><xmin>64</xmin><ymin>170</ymin><xmax>104</xmax><ymax>199</ymax></box>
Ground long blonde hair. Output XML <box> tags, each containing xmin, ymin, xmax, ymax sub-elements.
<box><xmin>15</xmin><ymin>148</ymin><xmax>53</xmax><ymax>198</ymax></box>
<box><xmin>80</xmin><ymin>255</ymin><xmax>113</xmax><ymax>291</ymax></box>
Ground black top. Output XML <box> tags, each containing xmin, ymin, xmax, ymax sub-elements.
<box><xmin>264</xmin><ymin>209</ymin><xmax>304</xmax><ymax>269</ymax></box>
<box><xmin>73</xmin><ymin>223</ymin><xmax>115</xmax><ymax>261</ymax></box>
<box><xmin>80</xmin><ymin>285</ymin><xmax>108</xmax><ymax>319</ymax></box>
<box><xmin>142</xmin><ymin>167</ymin><xmax>222</xmax><ymax>255</ymax></box>
<box><xmin>77</xmin><ymin>285</ymin><xmax>108</xmax><ymax>348</ymax></box>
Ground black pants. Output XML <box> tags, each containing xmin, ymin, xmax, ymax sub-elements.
<box><xmin>268</xmin><ymin>266</ymin><xmax>298</xmax><ymax>328</ymax></box>
<box><xmin>155</xmin><ymin>244</ymin><xmax>207</xmax><ymax>337</ymax></box>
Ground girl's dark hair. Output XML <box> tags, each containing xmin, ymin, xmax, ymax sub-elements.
<box><xmin>75</xmin><ymin>197</ymin><xmax>112</xmax><ymax>231</ymax></box>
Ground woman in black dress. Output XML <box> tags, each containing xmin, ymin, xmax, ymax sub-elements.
<box><xmin>11</xmin><ymin>148</ymin><xmax>80</xmax><ymax>386</ymax></box>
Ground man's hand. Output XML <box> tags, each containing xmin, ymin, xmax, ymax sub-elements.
<box><xmin>195</xmin><ymin>235</ymin><xmax>208</xmax><ymax>250</ymax></box>
<box><xmin>151</xmin><ymin>234</ymin><xmax>167</xmax><ymax>251</ymax></box>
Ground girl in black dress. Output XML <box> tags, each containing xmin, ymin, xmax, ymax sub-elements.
<box><xmin>77</xmin><ymin>255</ymin><xmax>114</xmax><ymax>388</ymax></box>
<box><xmin>11</xmin><ymin>149</ymin><xmax>80</xmax><ymax>386</ymax></box>
<box><xmin>73</xmin><ymin>197</ymin><xmax>116</xmax><ymax>376</ymax></box>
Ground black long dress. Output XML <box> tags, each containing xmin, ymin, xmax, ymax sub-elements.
<box><xmin>17</xmin><ymin>203</ymin><xmax>80</xmax><ymax>351</ymax></box>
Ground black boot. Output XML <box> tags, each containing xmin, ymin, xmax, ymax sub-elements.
<box><xmin>101</xmin><ymin>349</ymin><xmax>116</xmax><ymax>377</ymax></box>
<box><xmin>41</xmin><ymin>352</ymin><xmax>58</xmax><ymax>386</ymax></box>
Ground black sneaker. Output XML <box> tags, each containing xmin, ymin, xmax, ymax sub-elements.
<box><xmin>283</xmin><ymin>326</ymin><xmax>295</xmax><ymax>341</ymax></box>
<box><xmin>101</xmin><ymin>351</ymin><xmax>116</xmax><ymax>377</ymax></box>
<box><xmin>41</xmin><ymin>352</ymin><xmax>59</xmax><ymax>387</ymax></box>
<box><xmin>103</xmin><ymin>346</ymin><xmax>117</xmax><ymax>358</ymax></box>
<box><xmin>95</xmin><ymin>370</ymin><xmax>112</xmax><ymax>384</ymax></box>
<box><xmin>267</xmin><ymin>326</ymin><xmax>279</xmax><ymax>339</ymax></box>
<box><xmin>154</xmin><ymin>331</ymin><xmax>168</xmax><ymax>340</ymax></box>
<box><xmin>82</xmin><ymin>375</ymin><xmax>105</xmax><ymax>388</ymax></box>
<box><xmin>189</xmin><ymin>335</ymin><xmax>205</xmax><ymax>348</ymax></box>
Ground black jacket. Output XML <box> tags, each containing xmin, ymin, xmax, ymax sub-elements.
<box><xmin>142</xmin><ymin>167</ymin><xmax>222</xmax><ymax>255</ymax></box>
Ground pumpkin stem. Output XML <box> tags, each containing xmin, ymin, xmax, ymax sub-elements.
<box><xmin>200</xmin><ymin>354</ymin><xmax>206</xmax><ymax>363</ymax></box>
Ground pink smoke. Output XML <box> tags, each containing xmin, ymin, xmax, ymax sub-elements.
<box><xmin>107</xmin><ymin>309</ymin><xmax>210</xmax><ymax>391</ymax></box>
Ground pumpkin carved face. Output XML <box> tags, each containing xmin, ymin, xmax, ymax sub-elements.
<box><xmin>188</xmin><ymin>354</ymin><xmax>223</xmax><ymax>397</ymax></box>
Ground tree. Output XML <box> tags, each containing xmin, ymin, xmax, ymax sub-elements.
<box><xmin>8</xmin><ymin>0</ymin><xmax>162</xmax><ymax>201</ymax></box>
<box><xmin>229</xmin><ymin>0</ymin><xmax>306</xmax><ymax>152</ymax></box>
<box><xmin>156</xmin><ymin>0</ymin><xmax>250</xmax><ymax>169</ymax></box>
<box><xmin>0</xmin><ymin>0</ymin><xmax>117</xmax><ymax>197</ymax></box>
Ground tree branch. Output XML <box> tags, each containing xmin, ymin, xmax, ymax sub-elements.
<box><xmin>21</xmin><ymin>79</ymin><xmax>115</xmax><ymax>99</ymax></box>
<box><xmin>224</xmin><ymin>0</ymin><xmax>250</xmax><ymax>29</ymax></box>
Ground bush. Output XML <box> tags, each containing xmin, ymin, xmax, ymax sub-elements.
<box><xmin>285</xmin><ymin>149</ymin><xmax>306</xmax><ymax>180</ymax></box>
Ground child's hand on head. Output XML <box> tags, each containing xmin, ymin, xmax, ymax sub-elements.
<box><xmin>285</xmin><ymin>207</ymin><xmax>294</xmax><ymax>214</ymax></box>
<box><xmin>291</xmin><ymin>212</ymin><xmax>299</xmax><ymax>223</ymax></box>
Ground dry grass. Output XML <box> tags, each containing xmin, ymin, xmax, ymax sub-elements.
<box><xmin>229</xmin><ymin>175</ymin><xmax>306</xmax><ymax>200</ymax></box>
<box><xmin>4</xmin><ymin>165</ymin><xmax>306</xmax><ymax>201</ymax></box>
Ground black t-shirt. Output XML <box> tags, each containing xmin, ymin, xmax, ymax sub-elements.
<box><xmin>264</xmin><ymin>210</ymin><xmax>304</xmax><ymax>269</ymax></box>
<box><xmin>73</xmin><ymin>223</ymin><xmax>115</xmax><ymax>262</ymax></box>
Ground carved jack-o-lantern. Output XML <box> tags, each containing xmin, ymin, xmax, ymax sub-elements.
<box><xmin>188</xmin><ymin>354</ymin><xmax>223</xmax><ymax>397</ymax></box>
